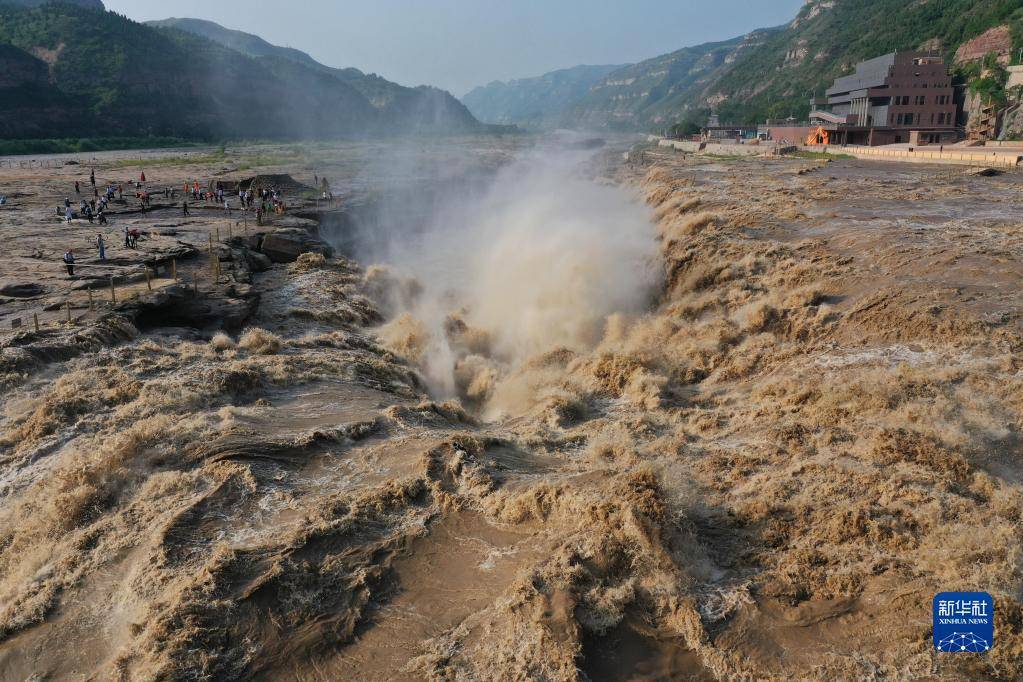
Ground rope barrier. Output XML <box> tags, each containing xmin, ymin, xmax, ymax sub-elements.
<box><xmin>7</xmin><ymin>257</ymin><xmax>149</xmax><ymax>271</ymax></box>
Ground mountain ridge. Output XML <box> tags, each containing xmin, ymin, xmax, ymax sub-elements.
<box><xmin>147</xmin><ymin>17</ymin><xmax>481</xmax><ymax>132</ymax></box>
<box><xmin>461</xmin><ymin>64</ymin><xmax>627</xmax><ymax>128</ymax></box>
<box><xmin>0</xmin><ymin>4</ymin><xmax>486</xmax><ymax>141</ymax></box>
<box><xmin>569</xmin><ymin>30</ymin><xmax>776</xmax><ymax>130</ymax></box>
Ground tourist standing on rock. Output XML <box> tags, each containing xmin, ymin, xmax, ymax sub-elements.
<box><xmin>63</xmin><ymin>249</ymin><xmax>75</xmax><ymax>276</ymax></box>
<box><xmin>182</xmin><ymin>200</ymin><xmax>190</xmax><ymax>216</ymax></box>
<box><xmin>118</xmin><ymin>184</ymin><xmax>123</xmax><ymax>199</ymax></box>
<box><xmin>90</xmin><ymin>169</ymin><xmax>95</xmax><ymax>186</ymax></box>
<box><xmin>98</xmin><ymin>208</ymin><xmax>107</xmax><ymax>225</ymax></box>
<box><xmin>124</xmin><ymin>223</ymin><xmax>130</xmax><ymax>248</ymax></box>
<box><xmin>140</xmin><ymin>171</ymin><xmax>146</xmax><ymax>184</ymax></box>
<box><xmin>65</xmin><ymin>206</ymin><xmax>73</xmax><ymax>224</ymax></box>
<box><xmin>75</xmin><ymin>180</ymin><xmax>80</xmax><ymax>194</ymax></box>
<box><xmin>96</xmin><ymin>234</ymin><xmax>106</xmax><ymax>261</ymax></box>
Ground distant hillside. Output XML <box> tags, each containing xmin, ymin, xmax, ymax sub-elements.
<box><xmin>0</xmin><ymin>4</ymin><xmax>484</xmax><ymax>141</ymax></box>
<box><xmin>146</xmin><ymin>17</ymin><xmax>326</xmax><ymax>71</ymax></box>
<box><xmin>461</xmin><ymin>64</ymin><xmax>626</xmax><ymax>128</ymax></box>
<box><xmin>148</xmin><ymin>17</ymin><xmax>481</xmax><ymax>133</ymax></box>
<box><xmin>567</xmin><ymin>32</ymin><xmax>777</xmax><ymax>131</ymax></box>
<box><xmin>564</xmin><ymin>0</ymin><xmax>1023</xmax><ymax>130</ymax></box>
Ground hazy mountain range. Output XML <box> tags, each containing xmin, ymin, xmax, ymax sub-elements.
<box><xmin>461</xmin><ymin>64</ymin><xmax>626</xmax><ymax>129</ymax></box>
<box><xmin>0</xmin><ymin>2</ymin><xmax>488</xmax><ymax>141</ymax></box>
<box><xmin>146</xmin><ymin>17</ymin><xmax>483</xmax><ymax>133</ymax></box>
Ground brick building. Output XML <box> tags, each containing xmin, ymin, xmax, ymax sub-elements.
<box><xmin>807</xmin><ymin>51</ymin><xmax>959</xmax><ymax>145</ymax></box>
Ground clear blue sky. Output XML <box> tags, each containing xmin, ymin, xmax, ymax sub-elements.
<box><xmin>104</xmin><ymin>0</ymin><xmax>805</xmax><ymax>96</ymax></box>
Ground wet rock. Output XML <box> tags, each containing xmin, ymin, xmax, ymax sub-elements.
<box><xmin>245</xmin><ymin>250</ymin><xmax>273</xmax><ymax>272</ymax></box>
<box><xmin>261</xmin><ymin>228</ymin><xmax>333</xmax><ymax>263</ymax></box>
<box><xmin>274</xmin><ymin>216</ymin><xmax>319</xmax><ymax>230</ymax></box>
<box><xmin>0</xmin><ymin>282</ymin><xmax>45</xmax><ymax>298</ymax></box>
<box><xmin>128</xmin><ymin>284</ymin><xmax>259</xmax><ymax>332</ymax></box>
<box><xmin>965</xmin><ymin>167</ymin><xmax>1002</xmax><ymax>177</ymax></box>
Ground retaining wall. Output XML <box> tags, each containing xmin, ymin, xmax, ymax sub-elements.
<box><xmin>805</xmin><ymin>145</ymin><xmax>1022</xmax><ymax>168</ymax></box>
<box><xmin>657</xmin><ymin>139</ymin><xmax>778</xmax><ymax>156</ymax></box>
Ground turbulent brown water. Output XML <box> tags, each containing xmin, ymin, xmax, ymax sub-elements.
<box><xmin>3</xmin><ymin>139</ymin><xmax>1023</xmax><ymax>680</ymax></box>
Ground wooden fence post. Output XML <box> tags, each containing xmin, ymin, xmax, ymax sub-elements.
<box><xmin>33</xmin><ymin>313</ymin><xmax>40</xmax><ymax>332</ymax></box>
<box><xmin>145</xmin><ymin>267</ymin><xmax>152</xmax><ymax>291</ymax></box>
<box><xmin>110</xmin><ymin>276</ymin><xmax>116</xmax><ymax>303</ymax></box>
<box><xmin>172</xmin><ymin>259</ymin><xmax>178</xmax><ymax>281</ymax></box>
<box><xmin>88</xmin><ymin>288</ymin><xmax>94</xmax><ymax>310</ymax></box>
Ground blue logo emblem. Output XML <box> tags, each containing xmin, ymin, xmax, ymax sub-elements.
<box><xmin>933</xmin><ymin>592</ymin><xmax>994</xmax><ymax>653</ymax></box>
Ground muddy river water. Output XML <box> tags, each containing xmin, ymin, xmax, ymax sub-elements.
<box><xmin>3</xmin><ymin>140</ymin><xmax>1023</xmax><ymax>680</ymax></box>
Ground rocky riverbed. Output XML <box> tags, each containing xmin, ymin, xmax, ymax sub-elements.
<box><xmin>2</xmin><ymin>139</ymin><xmax>1023</xmax><ymax>680</ymax></box>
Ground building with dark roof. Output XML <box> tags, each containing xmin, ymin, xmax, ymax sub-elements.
<box><xmin>808</xmin><ymin>51</ymin><xmax>959</xmax><ymax>146</ymax></box>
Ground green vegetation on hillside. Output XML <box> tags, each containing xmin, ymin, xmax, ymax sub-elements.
<box><xmin>0</xmin><ymin>4</ymin><xmax>482</xmax><ymax>143</ymax></box>
<box><xmin>570</xmin><ymin>34</ymin><xmax>757</xmax><ymax>131</ymax></box>
<box><xmin>712</xmin><ymin>0</ymin><xmax>1023</xmax><ymax>124</ymax></box>
<box><xmin>148</xmin><ymin>17</ymin><xmax>480</xmax><ymax>132</ymax></box>
<box><xmin>560</xmin><ymin>0</ymin><xmax>1023</xmax><ymax>131</ymax></box>
<box><xmin>0</xmin><ymin>136</ymin><xmax>198</xmax><ymax>155</ymax></box>
<box><xmin>960</xmin><ymin>51</ymin><xmax>1012</xmax><ymax>108</ymax></box>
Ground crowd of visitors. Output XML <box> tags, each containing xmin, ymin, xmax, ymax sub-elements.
<box><xmin>57</xmin><ymin>167</ymin><xmax>329</xmax><ymax>277</ymax></box>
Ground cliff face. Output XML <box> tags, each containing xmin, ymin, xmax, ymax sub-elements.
<box><xmin>954</xmin><ymin>25</ymin><xmax>1013</xmax><ymax>65</ymax></box>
